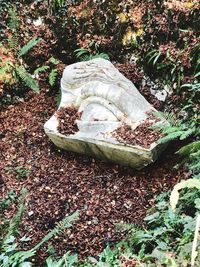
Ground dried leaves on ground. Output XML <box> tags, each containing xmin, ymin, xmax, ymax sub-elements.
<box><xmin>112</xmin><ymin>113</ymin><xmax>163</xmax><ymax>148</ymax></box>
<box><xmin>57</xmin><ymin>106</ymin><xmax>82</xmax><ymax>135</ymax></box>
<box><xmin>0</xmin><ymin>86</ymin><xmax>185</xmax><ymax>266</ymax></box>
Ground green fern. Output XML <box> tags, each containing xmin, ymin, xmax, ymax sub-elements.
<box><xmin>32</xmin><ymin>211</ymin><xmax>79</xmax><ymax>251</ymax></box>
<box><xmin>177</xmin><ymin>141</ymin><xmax>200</xmax><ymax>176</ymax></box>
<box><xmin>0</xmin><ymin>206</ymin><xmax>78</xmax><ymax>267</ymax></box>
<box><xmin>15</xmin><ymin>66</ymin><xmax>40</xmax><ymax>93</ymax></box>
<box><xmin>2</xmin><ymin>188</ymin><xmax>27</xmax><ymax>245</ymax></box>
<box><xmin>49</xmin><ymin>68</ymin><xmax>58</xmax><ymax>86</ymax></box>
<box><xmin>18</xmin><ymin>37</ymin><xmax>42</xmax><ymax>58</ymax></box>
<box><xmin>0</xmin><ymin>62</ymin><xmax>12</xmax><ymax>78</ymax></box>
<box><xmin>152</xmin><ymin>112</ymin><xmax>196</xmax><ymax>144</ymax></box>
<box><xmin>46</xmin><ymin>252</ymin><xmax>78</xmax><ymax>267</ymax></box>
<box><xmin>75</xmin><ymin>48</ymin><xmax>110</xmax><ymax>62</ymax></box>
<box><xmin>8</xmin><ymin>7</ymin><xmax>19</xmax><ymax>31</ymax></box>
<box><xmin>49</xmin><ymin>57</ymin><xmax>60</xmax><ymax>65</ymax></box>
<box><xmin>51</xmin><ymin>0</ymin><xmax>65</xmax><ymax>13</ymax></box>
<box><xmin>34</xmin><ymin>65</ymin><xmax>50</xmax><ymax>75</ymax></box>
<box><xmin>181</xmin><ymin>82</ymin><xmax>200</xmax><ymax>92</ymax></box>
<box><xmin>85</xmin><ymin>52</ymin><xmax>110</xmax><ymax>61</ymax></box>
<box><xmin>8</xmin><ymin>35</ymin><xmax>19</xmax><ymax>51</ymax></box>
<box><xmin>170</xmin><ymin>178</ymin><xmax>200</xmax><ymax>211</ymax></box>
<box><xmin>153</xmin><ymin>111</ymin><xmax>179</xmax><ymax>127</ymax></box>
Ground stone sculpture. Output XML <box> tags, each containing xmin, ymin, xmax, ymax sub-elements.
<box><xmin>44</xmin><ymin>58</ymin><xmax>167</xmax><ymax>169</ymax></box>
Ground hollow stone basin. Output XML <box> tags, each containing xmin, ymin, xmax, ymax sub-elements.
<box><xmin>44</xmin><ymin>58</ymin><xmax>167</xmax><ymax>169</ymax></box>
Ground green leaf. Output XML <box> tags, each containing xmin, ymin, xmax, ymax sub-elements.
<box><xmin>46</xmin><ymin>257</ymin><xmax>64</xmax><ymax>267</ymax></box>
<box><xmin>74</xmin><ymin>48</ymin><xmax>89</xmax><ymax>58</ymax></box>
<box><xmin>19</xmin><ymin>262</ymin><xmax>33</xmax><ymax>267</ymax></box>
<box><xmin>153</xmin><ymin>52</ymin><xmax>161</xmax><ymax>66</ymax></box>
<box><xmin>144</xmin><ymin>212</ymin><xmax>160</xmax><ymax>223</ymax></box>
<box><xmin>34</xmin><ymin>65</ymin><xmax>50</xmax><ymax>75</ymax></box>
<box><xmin>4</xmin><ymin>235</ymin><xmax>15</xmax><ymax>244</ymax></box>
<box><xmin>18</xmin><ymin>38</ymin><xmax>42</xmax><ymax>57</ymax></box>
<box><xmin>170</xmin><ymin>179</ymin><xmax>200</xmax><ymax>211</ymax></box>
<box><xmin>158</xmin><ymin>131</ymin><xmax>183</xmax><ymax>144</ymax></box>
<box><xmin>16</xmin><ymin>66</ymin><xmax>40</xmax><ymax>93</ymax></box>
<box><xmin>177</xmin><ymin>141</ymin><xmax>200</xmax><ymax>157</ymax></box>
<box><xmin>49</xmin><ymin>68</ymin><xmax>58</xmax><ymax>86</ymax></box>
<box><xmin>49</xmin><ymin>57</ymin><xmax>60</xmax><ymax>65</ymax></box>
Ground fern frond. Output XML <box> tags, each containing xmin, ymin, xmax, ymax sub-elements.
<box><xmin>153</xmin><ymin>111</ymin><xmax>178</xmax><ymax>127</ymax></box>
<box><xmin>177</xmin><ymin>140</ymin><xmax>200</xmax><ymax>174</ymax></box>
<box><xmin>158</xmin><ymin>131</ymin><xmax>183</xmax><ymax>144</ymax></box>
<box><xmin>32</xmin><ymin>211</ymin><xmax>79</xmax><ymax>251</ymax></box>
<box><xmin>74</xmin><ymin>48</ymin><xmax>89</xmax><ymax>58</ymax></box>
<box><xmin>177</xmin><ymin>141</ymin><xmax>200</xmax><ymax>157</ymax></box>
<box><xmin>3</xmin><ymin>188</ymin><xmax>27</xmax><ymax>244</ymax></box>
<box><xmin>89</xmin><ymin>53</ymin><xmax>110</xmax><ymax>60</ymax></box>
<box><xmin>0</xmin><ymin>62</ymin><xmax>11</xmax><ymax>75</ymax></box>
<box><xmin>8</xmin><ymin>35</ymin><xmax>19</xmax><ymax>51</ymax></box>
<box><xmin>49</xmin><ymin>57</ymin><xmax>60</xmax><ymax>65</ymax></box>
<box><xmin>34</xmin><ymin>65</ymin><xmax>50</xmax><ymax>75</ymax></box>
<box><xmin>49</xmin><ymin>68</ymin><xmax>58</xmax><ymax>86</ymax></box>
<box><xmin>16</xmin><ymin>66</ymin><xmax>40</xmax><ymax>93</ymax></box>
<box><xmin>75</xmin><ymin>48</ymin><xmax>110</xmax><ymax>62</ymax></box>
<box><xmin>170</xmin><ymin>179</ymin><xmax>200</xmax><ymax>211</ymax></box>
<box><xmin>18</xmin><ymin>37</ymin><xmax>42</xmax><ymax>57</ymax></box>
<box><xmin>179</xmin><ymin>128</ymin><xmax>196</xmax><ymax>140</ymax></box>
<box><xmin>8</xmin><ymin>7</ymin><xmax>19</xmax><ymax>31</ymax></box>
<box><xmin>82</xmin><ymin>53</ymin><xmax>110</xmax><ymax>62</ymax></box>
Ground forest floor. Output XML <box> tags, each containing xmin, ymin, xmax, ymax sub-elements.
<box><xmin>0</xmin><ymin>65</ymin><xmax>187</xmax><ymax>265</ymax></box>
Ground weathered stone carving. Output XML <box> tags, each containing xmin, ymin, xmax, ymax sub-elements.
<box><xmin>44</xmin><ymin>58</ymin><xmax>166</xmax><ymax>169</ymax></box>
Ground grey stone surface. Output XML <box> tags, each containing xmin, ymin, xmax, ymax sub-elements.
<box><xmin>44</xmin><ymin>58</ymin><xmax>167</xmax><ymax>169</ymax></box>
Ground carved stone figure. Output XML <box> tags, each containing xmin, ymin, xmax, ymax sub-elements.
<box><xmin>44</xmin><ymin>58</ymin><xmax>167</xmax><ymax>169</ymax></box>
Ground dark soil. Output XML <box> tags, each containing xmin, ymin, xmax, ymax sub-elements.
<box><xmin>0</xmin><ymin>87</ymin><xmax>186</xmax><ymax>266</ymax></box>
<box><xmin>57</xmin><ymin>106</ymin><xmax>82</xmax><ymax>135</ymax></box>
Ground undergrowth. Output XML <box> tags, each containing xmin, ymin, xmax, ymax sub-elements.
<box><xmin>0</xmin><ymin>188</ymin><xmax>79</xmax><ymax>267</ymax></box>
<box><xmin>0</xmin><ymin>0</ymin><xmax>200</xmax><ymax>266</ymax></box>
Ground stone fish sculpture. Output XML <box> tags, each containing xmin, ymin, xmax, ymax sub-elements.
<box><xmin>44</xmin><ymin>58</ymin><xmax>166</xmax><ymax>169</ymax></box>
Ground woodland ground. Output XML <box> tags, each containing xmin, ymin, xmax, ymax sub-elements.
<box><xmin>0</xmin><ymin>1</ymin><xmax>199</xmax><ymax>265</ymax></box>
<box><xmin>0</xmin><ymin>67</ymin><xmax>187</xmax><ymax>265</ymax></box>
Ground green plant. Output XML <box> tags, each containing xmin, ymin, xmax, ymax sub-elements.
<box><xmin>49</xmin><ymin>0</ymin><xmax>65</xmax><ymax>14</ymax></box>
<box><xmin>170</xmin><ymin>179</ymin><xmax>200</xmax><ymax>211</ymax></box>
<box><xmin>0</xmin><ymin>190</ymin><xmax>16</xmax><ymax>212</ymax></box>
<box><xmin>1</xmin><ymin>37</ymin><xmax>42</xmax><ymax>93</ymax></box>
<box><xmin>49</xmin><ymin>68</ymin><xmax>58</xmax><ymax>86</ymax></box>
<box><xmin>0</xmin><ymin>186</ymin><xmax>79</xmax><ymax>267</ymax></box>
<box><xmin>34</xmin><ymin>57</ymin><xmax>60</xmax><ymax>88</ymax></box>
<box><xmin>177</xmin><ymin>141</ymin><xmax>200</xmax><ymax>178</ymax></box>
<box><xmin>8</xmin><ymin>6</ymin><xmax>19</xmax><ymax>31</ymax></box>
<box><xmin>75</xmin><ymin>48</ymin><xmax>110</xmax><ymax>62</ymax></box>
<box><xmin>18</xmin><ymin>38</ymin><xmax>42</xmax><ymax>58</ymax></box>
<box><xmin>152</xmin><ymin>112</ymin><xmax>196</xmax><ymax>144</ymax></box>
<box><xmin>0</xmin><ymin>6</ymin><xmax>42</xmax><ymax>93</ymax></box>
<box><xmin>15</xmin><ymin>166</ymin><xmax>30</xmax><ymax>179</ymax></box>
<box><xmin>111</xmin><ymin>190</ymin><xmax>199</xmax><ymax>266</ymax></box>
<box><xmin>144</xmin><ymin>48</ymin><xmax>185</xmax><ymax>90</ymax></box>
<box><xmin>15</xmin><ymin>65</ymin><xmax>40</xmax><ymax>93</ymax></box>
<box><xmin>46</xmin><ymin>252</ymin><xmax>78</xmax><ymax>267</ymax></box>
<box><xmin>1</xmin><ymin>188</ymin><xmax>27</xmax><ymax>246</ymax></box>
<box><xmin>152</xmin><ymin>109</ymin><xmax>200</xmax><ymax>180</ymax></box>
